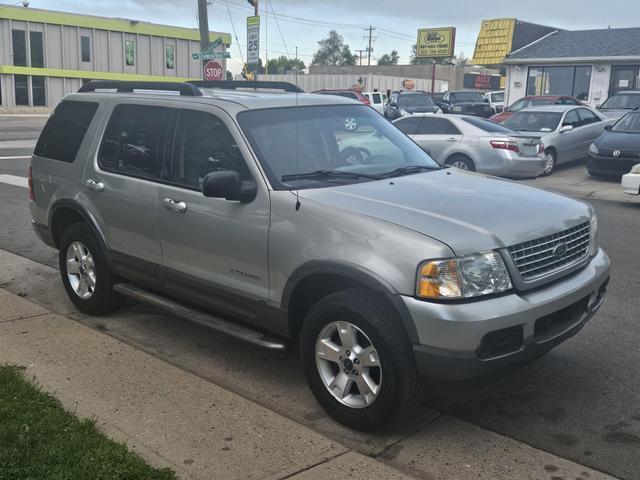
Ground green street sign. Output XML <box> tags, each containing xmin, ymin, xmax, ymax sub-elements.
<box><xmin>192</xmin><ymin>51</ymin><xmax>230</xmax><ymax>60</ymax></box>
<box><xmin>204</xmin><ymin>37</ymin><xmax>223</xmax><ymax>53</ymax></box>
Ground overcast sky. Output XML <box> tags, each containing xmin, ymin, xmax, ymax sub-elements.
<box><xmin>26</xmin><ymin>0</ymin><xmax>640</xmax><ymax>74</ymax></box>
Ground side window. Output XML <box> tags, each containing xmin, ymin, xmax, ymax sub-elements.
<box><xmin>98</xmin><ymin>104</ymin><xmax>174</xmax><ymax>180</ymax></box>
<box><xmin>563</xmin><ymin>110</ymin><xmax>580</xmax><ymax>128</ymax></box>
<box><xmin>577</xmin><ymin>108</ymin><xmax>600</xmax><ymax>126</ymax></box>
<box><xmin>34</xmin><ymin>101</ymin><xmax>98</xmax><ymax>162</ymax></box>
<box><xmin>171</xmin><ymin>110</ymin><xmax>250</xmax><ymax>189</ymax></box>
<box><xmin>394</xmin><ymin>117</ymin><xmax>421</xmax><ymax>135</ymax></box>
<box><xmin>417</xmin><ymin>117</ymin><xmax>461</xmax><ymax>135</ymax></box>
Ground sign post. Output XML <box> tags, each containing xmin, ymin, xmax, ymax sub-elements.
<box><xmin>247</xmin><ymin>16</ymin><xmax>260</xmax><ymax>78</ymax></box>
<box><xmin>415</xmin><ymin>27</ymin><xmax>456</xmax><ymax>93</ymax></box>
<box><xmin>204</xmin><ymin>60</ymin><xmax>224</xmax><ymax>81</ymax></box>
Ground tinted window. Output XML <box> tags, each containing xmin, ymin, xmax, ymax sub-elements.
<box><xmin>81</xmin><ymin>36</ymin><xmax>91</xmax><ymax>62</ymax></box>
<box><xmin>30</xmin><ymin>32</ymin><xmax>44</xmax><ymax>68</ymax></box>
<box><xmin>577</xmin><ymin>108</ymin><xmax>600</xmax><ymax>126</ymax></box>
<box><xmin>12</xmin><ymin>30</ymin><xmax>27</xmax><ymax>66</ymax></box>
<box><xmin>600</xmin><ymin>93</ymin><xmax>640</xmax><ymax>110</ymax></box>
<box><xmin>462</xmin><ymin>117</ymin><xmax>515</xmax><ymax>134</ymax></box>
<box><xmin>416</xmin><ymin>117</ymin><xmax>461</xmax><ymax>135</ymax></box>
<box><xmin>14</xmin><ymin>75</ymin><xmax>28</xmax><ymax>105</ymax></box>
<box><xmin>31</xmin><ymin>76</ymin><xmax>45</xmax><ymax>106</ymax></box>
<box><xmin>34</xmin><ymin>101</ymin><xmax>98</xmax><ymax>162</ymax></box>
<box><xmin>504</xmin><ymin>112</ymin><xmax>563</xmax><ymax>132</ymax></box>
<box><xmin>371</xmin><ymin>93</ymin><xmax>382</xmax><ymax>104</ymax></box>
<box><xmin>172</xmin><ymin>110</ymin><xmax>249</xmax><ymax>189</ymax></box>
<box><xmin>527</xmin><ymin>66</ymin><xmax>591</xmax><ymax>99</ymax></box>
<box><xmin>490</xmin><ymin>92</ymin><xmax>504</xmax><ymax>102</ymax></box>
<box><xmin>99</xmin><ymin>104</ymin><xmax>174</xmax><ymax>179</ymax></box>
<box><xmin>449</xmin><ymin>92</ymin><xmax>483</xmax><ymax>103</ymax></box>
<box><xmin>563</xmin><ymin>110</ymin><xmax>580</xmax><ymax>128</ymax></box>
<box><xmin>573</xmin><ymin>67</ymin><xmax>591</xmax><ymax>101</ymax></box>
<box><xmin>398</xmin><ymin>94</ymin><xmax>435</xmax><ymax>108</ymax></box>
<box><xmin>508</xmin><ymin>99</ymin><xmax>527</xmax><ymax>112</ymax></box>
<box><xmin>394</xmin><ymin>117</ymin><xmax>421</xmax><ymax>135</ymax></box>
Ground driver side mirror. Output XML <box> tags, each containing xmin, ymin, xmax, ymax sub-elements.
<box><xmin>559</xmin><ymin>124</ymin><xmax>574</xmax><ymax>133</ymax></box>
<box><xmin>604</xmin><ymin>124</ymin><xmax>613</xmax><ymax>131</ymax></box>
<box><xmin>202</xmin><ymin>170</ymin><xmax>257</xmax><ymax>203</ymax></box>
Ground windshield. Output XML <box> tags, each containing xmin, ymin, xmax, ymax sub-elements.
<box><xmin>612</xmin><ymin>112</ymin><xmax>640</xmax><ymax>133</ymax></box>
<box><xmin>504</xmin><ymin>111</ymin><xmax>563</xmax><ymax>132</ymax></box>
<box><xmin>600</xmin><ymin>93</ymin><xmax>640</xmax><ymax>110</ymax></box>
<box><xmin>490</xmin><ymin>92</ymin><xmax>505</xmax><ymax>102</ymax></box>
<box><xmin>237</xmin><ymin>105</ymin><xmax>440</xmax><ymax>190</ymax></box>
<box><xmin>450</xmin><ymin>92</ymin><xmax>484</xmax><ymax>103</ymax></box>
<box><xmin>399</xmin><ymin>94</ymin><xmax>435</xmax><ymax>108</ymax></box>
<box><xmin>462</xmin><ymin>117</ymin><xmax>516</xmax><ymax>134</ymax></box>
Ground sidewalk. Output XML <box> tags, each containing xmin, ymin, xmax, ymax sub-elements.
<box><xmin>0</xmin><ymin>287</ymin><xmax>412</xmax><ymax>480</ymax></box>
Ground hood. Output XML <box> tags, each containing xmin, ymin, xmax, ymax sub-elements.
<box><xmin>300</xmin><ymin>169</ymin><xmax>591</xmax><ymax>255</ymax></box>
<box><xmin>595</xmin><ymin>130</ymin><xmax>640</xmax><ymax>150</ymax></box>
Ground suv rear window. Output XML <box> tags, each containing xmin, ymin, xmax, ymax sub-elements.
<box><xmin>34</xmin><ymin>100</ymin><xmax>98</xmax><ymax>162</ymax></box>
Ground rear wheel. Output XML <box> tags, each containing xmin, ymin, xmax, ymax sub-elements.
<box><xmin>300</xmin><ymin>288</ymin><xmax>422</xmax><ymax>431</ymax></box>
<box><xmin>59</xmin><ymin>223</ymin><xmax>123</xmax><ymax>315</ymax></box>
<box><xmin>445</xmin><ymin>155</ymin><xmax>475</xmax><ymax>171</ymax></box>
<box><xmin>542</xmin><ymin>149</ymin><xmax>557</xmax><ymax>176</ymax></box>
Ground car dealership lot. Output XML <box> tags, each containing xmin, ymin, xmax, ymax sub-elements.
<box><xmin>0</xmin><ymin>117</ymin><xmax>638</xmax><ymax>479</ymax></box>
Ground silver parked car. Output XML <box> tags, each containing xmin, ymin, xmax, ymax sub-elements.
<box><xmin>393</xmin><ymin>114</ymin><xmax>547</xmax><ymax>178</ymax></box>
<box><xmin>30</xmin><ymin>80</ymin><xmax>610</xmax><ymax>431</ymax></box>
<box><xmin>504</xmin><ymin>105</ymin><xmax>614</xmax><ymax>176</ymax></box>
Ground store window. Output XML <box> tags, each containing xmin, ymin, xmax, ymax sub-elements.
<box><xmin>14</xmin><ymin>75</ymin><xmax>29</xmax><ymax>105</ymax></box>
<box><xmin>166</xmin><ymin>44</ymin><xmax>175</xmax><ymax>69</ymax></box>
<box><xmin>12</xmin><ymin>30</ymin><xmax>27</xmax><ymax>66</ymax></box>
<box><xmin>125</xmin><ymin>40</ymin><xmax>135</xmax><ymax>66</ymax></box>
<box><xmin>526</xmin><ymin>66</ymin><xmax>592</xmax><ymax>100</ymax></box>
<box><xmin>610</xmin><ymin>65</ymin><xmax>640</xmax><ymax>96</ymax></box>
<box><xmin>32</xmin><ymin>76</ymin><xmax>46</xmax><ymax>106</ymax></box>
<box><xmin>81</xmin><ymin>36</ymin><xmax>91</xmax><ymax>63</ymax></box>
<box><xmin>30</xmin><ymin>31</ymin><xmax>44</xmax><ymax>68</ymax></box>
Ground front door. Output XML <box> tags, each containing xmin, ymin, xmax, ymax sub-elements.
<box><xmin>157</xmin><ymin>107</ymin><xmax>270</xmax><ymax>321</ymax></box>
<box><xmin>556</xmin><ymin>109</ymin><xmax>584</xmax><ymax>163</ymax></box>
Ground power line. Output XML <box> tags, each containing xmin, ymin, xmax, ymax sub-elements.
<box><xmin>222</xmin><ymin>0</ymin><xmax>245</xmax><ymax>64</ymax></box>
<box><xmin>268</xmin><ymin>0</ymin><xmax>289</xmax><ymax>57</ymax></box>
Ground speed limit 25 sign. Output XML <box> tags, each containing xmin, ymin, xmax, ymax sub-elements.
<box><xmin>247</xmin><ymin>16</ymin><xmax>260</xmax><ymax>65</ymax></box>
<box><xmin>204</xmin><ymin>60</ymin><xmax>224</xmax><ymax>81</ymax></box>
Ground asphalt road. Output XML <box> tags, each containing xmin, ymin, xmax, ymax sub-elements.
<box><xmin>1</xmin><ymin>119</ymin><xmax>639</xmax><ymax>479</ymax></box>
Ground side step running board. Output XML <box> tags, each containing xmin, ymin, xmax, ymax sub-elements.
<box><xmin>113</xmin><ymin>283</ymin><xmax>287</xmax><ymax>350</ymax></box>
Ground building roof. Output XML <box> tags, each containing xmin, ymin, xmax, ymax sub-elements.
<box><xmin>0</xmin><ymin>4</ymin><xmax>231</xmax><ymax>44</ymax></box>
<box><xmin>505</xmin><ymin>27</ymin><xmax>640</xmax><ymax>63</ymax></box>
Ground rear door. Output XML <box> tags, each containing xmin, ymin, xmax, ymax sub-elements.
<box><xmin>411</xmin><ymin>117</ymin><xmax>462</xmax><ymax>162</ymax></box>
<box><xmin>157</xmin><ymin>106</ymin><xmax>270</xmax><ymax>319</ymax></box>
<box><xmin>86</xmin><ymin>102</ymin><xmax>176</xmax><ymax>287</ymax></box>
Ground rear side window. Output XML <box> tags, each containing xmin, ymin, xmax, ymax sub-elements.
<box><xmin>34</xmin><ymin>101</ymin><xmax>98</xmax><ymax>162</ymax></box>
<box><xmin>462</xmin><ymin>117</ymin><xmax>515</xmax><ymax>134</ymax></box>
<box><xmin>99</xmin><ymin>104</ymin><xmax>174</xmax><ymax>180</ymax></box>
<box><xmin>394</xmin><ymin>117</ymin><xmax>421</xmax><ymax>135</ymax></box>
<box><xmin>416</xmin><ymin>117</ymin><xmax>461</xmax><ymax>135</ymax></box>
<box><xmin>371</xmin><ymin>93</ymin><xmax>382</xmax><ymax>104</ymax></box>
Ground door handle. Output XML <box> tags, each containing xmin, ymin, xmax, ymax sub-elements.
<box><xmin>162</xmin><ymin>197</ymin><xmax>187</xmax><ymax>213</ymax></box>
<box><xmin>447</xmin><ymin>137</ymin><xmax>458</xmax><ymax>142</ymax></box>
<box><xmin>85</xmin><ymin>179</ymin><xmax>104</xmax><ymax>192</ymax></box>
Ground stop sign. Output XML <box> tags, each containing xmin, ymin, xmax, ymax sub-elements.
<box><xmin>204</xmin><ymin>61</ymin><xmax>224</xmax><ymax>81</ymax></box>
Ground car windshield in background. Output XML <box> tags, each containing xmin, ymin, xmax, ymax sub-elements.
<box><xmin>462</xmin><ymin>117</ymin><xmax>516</xmax><ymax>134</ymax></box>
<box><xmin>600</xmin><ymin>93</ymin><xmax>640</xmax><ymax>110</ymax></box>
<box><xmin>399</xmin><ymin>94</ymin><xmax>435</xmax><ymax>108</ymax></box>
<box><xmin>491</xmin><ymin>92</ymin><xmax>505</xmax><ymax>102</ymax></box>
<box><xmin>450</xmin><ymin>92</ymin><xmax>484</xmax><ymax>103</ymax></box>
<box><xmin>237</xmin><ymin>105</ymin><xmax>440</xmax><ymax>190</ymax></box>
<box><xmin>612</xmin><ymin>112</ymin><xmax>640</xmax><ymax>133</ymax></box>
<box><xmin>504</xmin><ymin>112</ymin><xmax>563</xmax><ymax>132</ymax></box>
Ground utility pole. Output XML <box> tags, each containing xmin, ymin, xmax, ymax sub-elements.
<box><xmin>355</xmin><ymin>49</ymin><xmax>366</xmax><ymax>66</ymax></box>
<box><xmin>197</xmin><ymin>0</ymin><xmax>209</xmax><ymax>76</ymax></box>
<box><xmin>264</xmin><ymin>0</ymin><xmax>268</xmax><ymax>75</ymax></box>
<box><xmin>365</xmin><ymin>26</ymin><xmax>375</xmax><ymax>66</ymax></box>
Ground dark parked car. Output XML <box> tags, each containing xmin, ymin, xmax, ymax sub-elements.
<box><xmin>385</xmin><ymin>91</ymin><xmax>440</xmax><ymax>119</ymax></box>
<box><xmin>490</xmin><ymin>95</ymin><xmax>582</xmax><ymax>124</ymax></box>
<box><xmin>312</xmin><ymin>89</ymin><xmax>371</xmax><ymax>106</ymax></box>
<box><xmin>587</xmin><ymin>110</ymin><xmax>640</xmax><ymax>177</ymax></box>
<box><xmin>438</xmin><ymin>90</ymin><xmax>493</xmax><ymax>118</ymax></box>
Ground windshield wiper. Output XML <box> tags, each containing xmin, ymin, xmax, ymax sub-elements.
<box><xmin>281</xmin><ymin>169</ymin><xmax>382</xmax><ymax>182</ymax></box>
<box><xmin>379</xmin><ymin>165</ymin><xmax>440</xmax><ymax>178</ymax></box>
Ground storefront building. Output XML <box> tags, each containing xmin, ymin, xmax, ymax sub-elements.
<box><xmin>503</xmin><ymin>27</ymin><xmax>640</xmax><ymax>108</ymax></box>
<box><xmin>0</xmin><ymin>4</ymin><xmax>231</xmax><ymax>108</ymax></box>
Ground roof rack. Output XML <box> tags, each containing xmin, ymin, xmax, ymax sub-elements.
<box><xmin>190</xmin><ymin>80</ymin><xmax>304</xmax><ymax>93</ymax></box>
<box><xmin>77</xmin><ymin>80</ymin><xmax>203</xmax><ymax>96</ymax></box>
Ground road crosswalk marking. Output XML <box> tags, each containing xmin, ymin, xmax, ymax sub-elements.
<box><xmin>0</xmin><ymin>174</ymin><xmax>28</xmax><ymax>188</ymax></box>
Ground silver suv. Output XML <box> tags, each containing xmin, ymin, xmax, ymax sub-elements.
<box><xmin>29</xmin><ymin>81</ymin><xmax>610</xmax><ymax>431</ymax></box>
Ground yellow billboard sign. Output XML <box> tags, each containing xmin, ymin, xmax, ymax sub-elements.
<box><xmin>416</xmin><ymin>27</ymin><xmax>456</xmax><ymax>58</ymax></box>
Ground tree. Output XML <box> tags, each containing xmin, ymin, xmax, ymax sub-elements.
<box><xmin>264</xmin><ymin>55</ymin><xmax>306</xmax><ymax>74</ymax></box>
<box><xmin>312</xmin><ymin>30</ymin><xmax>357</xmax><ymax>66</ymax></box>
<box><xmin>377</xmin><ymin>50</ymin><xmax>399</xmax><ymax>65</ymax></box>
<box><xmin>455</xmin><ymin>52</ymin><xmax>470</xmax><ymax>66</ymax></box>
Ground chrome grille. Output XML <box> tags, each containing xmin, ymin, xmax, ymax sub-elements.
<box><xmin>508</xmin><ymin>222</ymin><xmax>591</xmax><ymax>280</ymax></box>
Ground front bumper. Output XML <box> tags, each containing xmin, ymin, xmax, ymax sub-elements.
<box><xmin>622</xmin><ymin>172</ymin><xmax>640</xmax><ymax>195</ymax></box>
<box><xmin>405</xmin><ymin>249</ymin><xmax>610</xmax><ymax>380</ymax></box>
<box><xmin>587</xmin><ymin>153</ymin><xmax>639</xmax><ymax>176</ymax></box>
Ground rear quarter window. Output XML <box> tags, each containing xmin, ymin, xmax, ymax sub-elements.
<box><xmin>34</xmin><ymin>100</ymin><xmax>98</xmax><ymax>162</ymax></box>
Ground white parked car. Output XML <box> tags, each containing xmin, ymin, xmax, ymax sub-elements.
<box><xmin>484</xmin><ymin>91</ymin><xmax>505</xmax><ymax>113</ymax></box>
<box><xmin>363</xmin><ymin>91</ymin><xmax>385</xmax><ymax>115</ymax></box>
<box><xmin>622</xmin><ymin>164</ymin><xmax>640</xmax><ymax>195</ymax></box>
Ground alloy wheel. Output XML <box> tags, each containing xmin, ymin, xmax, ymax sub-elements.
<box><xmin>65</xmin><ymin>241</ymin><xmax>96</xmax><ymax>299</ymax></box>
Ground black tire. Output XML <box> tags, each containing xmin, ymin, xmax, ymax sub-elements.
<box><xmin>541</xmin><ymin>148</ymin><xmax>557</xmax><ymax>176</ymax></box>
<box><xmin>300</xmin><ymin>288</ymin><xmax>423</xmax><ymax>431</ymax></box>
<box><xmin>445</xmin><ymin>154</ymin><xmax>475</xmax><ymax>172</ymax></box>
<box><xmin>59</xmin><ymin>223</ymin><xmax>123</xmax><ymax>315</ymax></box>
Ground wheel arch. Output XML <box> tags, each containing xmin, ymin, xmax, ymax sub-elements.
<box><xmin>444</xmin><ymin>152</ymin><xmax>475</xmax><ymax>169</ymax></box>
<box><xmin>49</xmin><ymin>199</ymin><xmax>108</xmax><ymax>251</ymax></box>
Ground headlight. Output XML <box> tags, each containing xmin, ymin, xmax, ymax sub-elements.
<box><xmin>451</xmin><ymin>105</ymin><xmax>463</xmax><ymax>113</ymax></box>
<box><xmin>589</xmin><ymin>214</ymin><xmax>599</xmax><ymax>257</ymax></box>
<box><xmin>588</xmin><ymin>143</ymin><xmax>599</xmax><ymax>155</ymax></box>
<box><xmin>630</xmin><ymin>163</ymin><xmax>640</xmax><ymax>174</ymax></box>
<box><xmin>400</xmin><ymin>109</ymin><xmax>410</xmax><ymax>116</ymax></box>
<box><xmin>417</xmin><ymin>251</ymin><xmax>512</xmax><ymax>300</ymax></box>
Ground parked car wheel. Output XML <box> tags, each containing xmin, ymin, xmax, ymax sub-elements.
<box><xmin>300</xmin><ymin>288</ymin><xmax>423</xmax><ymax>431</ymax></box>
<box><xmin>542</xmin><ymin>149</ymin><xmax>557</xmax><ymax>176</ymax></box>
<box><xmin>445</xmin><ymin>154</ymin><xmax>475</xmax><ymax>172</ymax></box>
<box><xmin>59</xmin><ymin>223</ymin><xmax>123</xmax><ymax>315</ymax></box>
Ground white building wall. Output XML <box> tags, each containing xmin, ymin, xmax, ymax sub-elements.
<box><xmin>589</xmin><ymin>64</ymin><xmax>611</xmax><ymax>106</ymax></box>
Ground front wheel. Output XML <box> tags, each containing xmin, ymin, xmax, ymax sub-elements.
<box><xmin>300</xmin><ymin>289</ymin><xmax>422</xmax><ymax>431</ymax></box>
